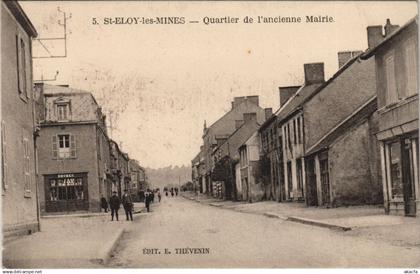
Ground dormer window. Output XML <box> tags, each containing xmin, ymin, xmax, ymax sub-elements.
<box><xmin>57</xmin><ymin>104</ymin><xmax>69</xmax><ymax>121</ymax></box>
<box><xmin>54</xmin><ymin>98</ymin><xmax>71</xmax><ymax>121</ymax></box>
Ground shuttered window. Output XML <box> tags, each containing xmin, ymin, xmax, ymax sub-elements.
<box><xmin>16</xmin><ymin>35</ymin><xmax>27</xmax><ymax>99</ymax></box>
<box><xmin>23</xmin><ymin>137</ymin><xmax>31</xmax><ymax>197</ymax></box>
<box><xmin>2</xmin><ymin>121</ymin><xmax>7</xmax><ymax>191</ymax></box>
<box><xmin>384</xmin><ymin>52</ymin><xmax>398</xmax><ymax>104</ymax></box>
<box><xmin>53</xmin><ymin>134</ymin><xmax>77</xmax><ymax>159</ymax></box>
<box><xmin>404</xmin><ymin>39</ymin><xmax>418</xmax><ymax>97</ymax></box>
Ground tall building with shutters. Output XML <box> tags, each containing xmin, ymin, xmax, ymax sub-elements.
<box><xmin>1</xmin><ymin>0</ymin><xmax>40</xmax><ymax>237</ymax></box>
<box><xmin>34</xmin><ymin>84</ymin><xmax>112</xmax><ymax>213</ymax></box>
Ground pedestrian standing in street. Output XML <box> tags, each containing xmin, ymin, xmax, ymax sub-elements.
<box><xmin>158</xmin><ymin>190</ymin><xmax>161</xmax><ymax>202</ymax></box>
<box><xmin>100</xmin><ymin>195</ymin><xmax>109</xmax><ymax>213</ymax></box>
<box><xmin>122</xmin><ymin>189</ymin><xmax>134</xmax><ymax>221</ymax></box>
<box><xmin>171</xmin><ymin>189</ymin><xmax>174</xmax><ymax>197</ymax></box>
<box><xmin>151</xmin><ymin>190</ymin><xmax>155</xmax><ymax>203</ymax></box>
<box><xmin>165</xmin><ymin>191</ymin><xmax>168</xmax><ymax>197</ymax></box>
<box><xmin>175</xmin><ymin>188</ymin><xmax>178</xmax><ymax>196</ymax></box>
<box><xmin>109</xmin><ymin>191</ymin><xmax>121</xmax><ymax>221</ymax></box>
<box><xmin>145</xmin><ymin>189</ymin><xmax>151</xmax><ymax>212</ymax></box>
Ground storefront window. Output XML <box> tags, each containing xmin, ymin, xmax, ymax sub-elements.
<box><xmin>389</xmin><ymin>141</ymin><xmax>403</xmax><ymax>200</ymax></box>
<box><xmin>49</xmin><ymin>176</ymin><xmax>84</xmax><ymax>201</ymax></box>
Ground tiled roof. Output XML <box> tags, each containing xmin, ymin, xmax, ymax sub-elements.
<box><xmin>305</xmin><ymin>96</ymin><xmax>377</xmax><ymax>156</ymax></box>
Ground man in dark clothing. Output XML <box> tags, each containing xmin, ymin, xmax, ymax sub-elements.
<box><xmin>109</xmin><ymin>191</ymin><xmax>121</xmax><ymax>221</ymax></box>
<box><xmin>145</xmin><ymin>189</ymin><xmax>151</xmax><ymax>212</ymax></box>
<box><xmin>122</xmin><ymin>190</ymin><xmax>133</xmax><ymax>221</ymax></box>
<box><xmin>100</xmin><ymin>195</ymin><xmax>108</xmax><ymax>212</ymax></box>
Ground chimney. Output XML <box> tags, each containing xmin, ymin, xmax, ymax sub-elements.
<box><xmin>246</xmin><ymin>96</ymin><xmax>259</xmax><ymax>106</ymax></box>
<box><xmin>232</xmin><ymin>96</ymin><xmax>246</xmax><ymax>109</ymax></box>
<box><xmin>304</xmin><ymin>63</ymin><xmax>325</xmax><ymax>85</ymax></box>
<box><xmin>384</xmin><ymin>19</ymin><xmax>399</xmax><ymax>37</ymax></box>
<box><xmin>264</xmin><ymin>108</ymin><xmax>273</xmax><ymax>120</ymax></box>
<box><xmin>232</xmin><ymin>96</ymin><xmax>260</xmax><ymax>109</ymax></box>
<box><xmin>279</xmin><ymin>86</ymin><xmax>299</xmax><ymax>107</ymax></box>
<box><xmin>243</xmin><ymin>112</ymin><xmax>257</xmax><ymax>123</ymax></box>
<box><xmin>337</xmin><ymin>50</ymin><xmax>363</xmax><ymax>68</ymax></box>
<box><xmin>367</xmin><ymin>26</ymin><xmax>384</xmax><ymax>49</ymax></box>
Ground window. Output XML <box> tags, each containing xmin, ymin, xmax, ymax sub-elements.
<box><xmin>16</xmin><ymin>36</ymin><xmax>27</xmax><ymax>98</ymax></box>
<box><xmin>57</xmin><ymin>104</ymin><xmax>69</xmax><ymax>121</ymax></box>
<box><xmin>53</xmin><ymin>134</ymin><xmax>77</xmax><ymax>159</ymax></box>
<box><xmin>297</xmin><ymin>116</ymin><xmax>301</xmax><ymax>143</ymax></box>
<box><xmin>23</xmin><ymin>137</ymin><xmax>31</xmax><ymax>196</ymax></box>
<box><xmin>389</xmin><ymin>141</ymin><xmax>403</xmax><ymax>200</ymax></box>
<box><xmin>293</xmin><ymin>119</ymin><xmax>297</xmax><ymax>145</ymax></box>
<box><xmin>404</xmin><ymin>39</ymin><xmax>418</xmax><ymax>97</ymax></box>
<box><xmin>384</xmin><ymin>52</ymin><xmax>398</xmax><ymax>104</ymax></box>
<box><xmin>2</xmin><ymin>121</ymin><xmax>7</xmax><ymax>191</ymax></box>
<box><xmin>49</xmin><ymin>176</ymin><xmax>84</xmax><ymax>201</ymax></box>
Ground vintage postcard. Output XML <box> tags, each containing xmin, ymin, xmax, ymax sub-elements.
<box><xmin>1</xmin><ymin>0</ymin><xmax>419</xmax><ymax>270</ymax></box>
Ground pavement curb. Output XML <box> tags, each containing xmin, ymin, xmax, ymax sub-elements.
<box><xmin>263</xmin><ymin>212</ymin><xmax>288</xmax><ymax>220</ymax></box>
<box><xmin>91</xmin><ymin>227</ymin><xmax>126</xmax><ymax>265</ymax></box>
<box><xmin>286</xmin><ymin>216</ymin><xmax>352</xmax><ymax>231</ymax></box>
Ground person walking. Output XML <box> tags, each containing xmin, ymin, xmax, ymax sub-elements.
<box><xmin>171</xmin><ymin>189</ymin><xmax>174</xmax><ymax>197</ymax></box>
<box><xmin>145</xmin><ymin>189</ymin><xmax>151</xmax><ymax>212</ymax></box>
<box><xmin>122</xmin><ymin>189</ymin><xmax>134</xmax><ymax>221</ymax></box>
<box><xmin>157</xmin><ymin>190</ymin><xmax>161</xmax><ymax>202</ymax></box>
<box><xmin>109</xmin><ymin>191</ymin><xmax>121</xmax><ymax>221</ymax></box>
<box><xmin>100</xmin><ymin>195</ymin><xmax>108</xmax><ymax>213</ymax></box>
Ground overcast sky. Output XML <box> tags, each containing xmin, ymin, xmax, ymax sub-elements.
<box><xmin>21</xmin><ymin>1</ymin><xmax>417</xmax><ymax>168</ymax></box>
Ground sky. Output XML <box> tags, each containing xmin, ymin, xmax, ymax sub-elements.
<box><xmin>20</xmin><ymin>1</ymin><xmax>417</xmax><ymax>168</ymax></box>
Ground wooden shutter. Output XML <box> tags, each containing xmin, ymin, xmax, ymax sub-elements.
<box><xmin>2</xmin><ymin>121</ymin><xmax>7</xmax><ymax>191</ymax></box>
<box><xmin>52</xmin><ymin>135</ymin><xmax>58</xmax><ymax>159</ymax></box>
<box><xmin>70</xmin><ymin>134</ymin><xmax>77</xmax><ymax>158</ymax></box>
<box><xmin>16</xmin><ymin>35</ymin><xmax>21</xmax><ymax>94</ymax></box>
<box><xmin>23</xmin><ymin>137</ymin><xmax>31</xmax><ymax>196</ymax></box>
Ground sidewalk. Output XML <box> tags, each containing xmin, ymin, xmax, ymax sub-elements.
<box><xmin>3</xmin><ymin>203</ymin><xmax>147</xmax><ymax>268</ymax></box>
<box><xmin>181</xmin><ymin>192</ymin><xmax>420</xmax><ymax>247</ymax></box>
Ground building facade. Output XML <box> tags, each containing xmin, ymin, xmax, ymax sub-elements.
<box><xmin>362</xmin><ymin>17</ymin><xmax>419</xmax><ymax>216</ymax></box>
<box><xmin>301</xmin><ymin>53</ymin><xmax>381</xmax><ymax>207</ymax></box>
<box><xmin>305</xmin><ymin>97</ymin><xmax>382</xmax><ymax>207</ymax></box>
<box><xmin>277</xmin><ymin>63</ymin><xmax>325</xmax><ymax>202</ymax></box>
<box><xmin>211</xmin><ymin>115</ymin><xmax>261</xmax><ymax>200</ymax></box>
<box><xmin>200</xmin><ymin>96</ymin><xmax>266</xmax><ymax>196</ymax></box>
<box><xmin>1</xmin><ymin>1</ymin><xmax>39</xmax><ymax>236</ymax></box>
<box><xmin>35</xmin><ymin>84</ymin><xmax>111</xmax><ymax>213</ymax></box>
<box><xmin>238</xmin><ymin>132</ymin><xmax>265</xmax><ymax>202</ymax></box>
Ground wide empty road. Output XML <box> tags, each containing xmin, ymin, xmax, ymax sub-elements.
<box><xmin>107</xmin><ymin>196</ymin><xmax>420</xmax><ymax>268</ymax></box>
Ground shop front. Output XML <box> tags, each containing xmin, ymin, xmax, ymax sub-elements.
<box><xmin>382</xmin><ymin>134</ymin><xmax>419</xmax><ymax>216</ymax></box>
<box><xmin>44</xmin><ymin>173</ymin><xmax>89</xmax><ymax>212</ymax></box>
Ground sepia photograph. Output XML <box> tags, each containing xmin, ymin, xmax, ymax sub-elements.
<box><xmin>1</xmin><ymin>0</ymin><xmax>419</xmax><ymax>270</ymax></box>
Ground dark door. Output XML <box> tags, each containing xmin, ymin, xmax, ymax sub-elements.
<box><xmin>320</xmin><ymin>157</ymin><xmax>330</xmax><ymax>206</ymax></box>
<box><xmin>402</xmin><ymin>138</ymin><xmax>417</xmax><ymax>216</ymax></box>
<box><xmin>287</xmin><ymin>161</ymin><xmax>292</xmax><ymax>199</ymax></box>
<box><xmin>305</xmin><ymin>158</ymin><xmax>318</xmax><ymax>206</ymax></box>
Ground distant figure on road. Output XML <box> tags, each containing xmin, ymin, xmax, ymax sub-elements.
<box><xmin>171</xmin><ymin>190</ymin><xmax>174</xmax><ymax>197</ymax></box>
<box><xmin>151</xmin><ymin>190</ymin><xmax>155</xmax><ymax>203</ymax></box>
<box><xmin>158</xmin><ymin>190</ymin><xmax>162</xmax><ymax>202</ymax></box>
<box><xmin>145</xmin><ymin>189</ymin><xmax>151</xmax><ymax>212</ymax></box>
<box><xmin>100</xmin><ymin>195</ymin><xmax>108</xmax><ymax>213</ymax></box>
<box><xmin>122</xmin><ymin>189</ymin><xmax>134</xmax><ymax>221</ymax></box>
<box><xmin>175</xmin><ymin>188</ymin><xmax>178</xmax><ymax>196</ymax></box>
<box><xmin>109</xmin><ymin>191</ymin><xmax>121</xmax><ymax>221</ymax></box>
<box><xmin>165</xmin><ymin>191</ymin><xmax>168</xmax><ymax>197</ymax></box>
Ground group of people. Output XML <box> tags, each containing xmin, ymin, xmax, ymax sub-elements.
<box><xmin>165</xmin><ymin>187</ymin><xmax>178</xmax><ymax>197</ymax></box>
<box><xmin>100</xmin><ymin>190</ymin><xmax>134</xmax><ymax>221</ymax></box>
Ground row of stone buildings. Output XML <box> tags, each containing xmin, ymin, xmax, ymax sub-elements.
<box><xmin>192</xmin><ymin>17</ymin><xmax>419</xmax><ymax>217</ymax></box>
<box><xmin>1</xmin><ymin>1</ymin><xmax>148</xmax><ymax>237</ymax></box>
